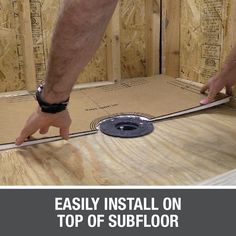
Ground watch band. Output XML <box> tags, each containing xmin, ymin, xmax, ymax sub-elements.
<box><xmin>36</xmin><ymin>85</ymin><xmax>70</xmax><ymax>114</ymax></box>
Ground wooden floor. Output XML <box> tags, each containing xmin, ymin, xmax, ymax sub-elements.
<box><xmin>0</xmin><ymin>103</ymin><xmax>236</xmax><ymax>185</ymax></box>
<box><xmin>200</xmin><ymin>169</ymin><xmax>236</xmax><ymax>185</ymax></box>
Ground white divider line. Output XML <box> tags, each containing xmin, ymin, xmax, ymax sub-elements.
<box><xmin>150</xmin><ymin>97</ymin><xmax>231</xmax><ymax>122</ymax></box>
<box><xmin>0</xmin><ymin>130</ymin><xmax>97</xmax><ymax>151</ymax></box>
<box><xmin>0</xmin><ymin>97</ymin><xmax>232</xmax><ymax>151</ymax></box>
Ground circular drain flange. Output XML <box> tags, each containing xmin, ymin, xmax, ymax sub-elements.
<box><xmin>99</xmin><ymin>116</ymin><xmax>154</xmax><ymax>138</ymax></box>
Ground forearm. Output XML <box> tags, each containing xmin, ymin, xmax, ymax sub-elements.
<box><xmin>43</xmin><ymin>0</ymin><xmax>118</xmax><ymax>103</ymax></box>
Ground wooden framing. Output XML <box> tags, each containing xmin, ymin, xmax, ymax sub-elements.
<box><xmin>223</xmin><ymin>1</ymin><xmax>236</xmax><ymax>96</ymax></box>
<box><xmin>2</xmin><ymin>0</ymin><xmax>235</xmax><ymax>94</ymax></box>
<box><xmin>0</xmin><ymin>0</ymin><xmax>160</xmax><ymax>93</ymax></box>
<box><xmin>222</xmin><ymin>1</ymin><xmax>236</xmax><ymax>62</ymax></box>
<box><xmin>73</xmin><ymin>81</ymin><xmax>114</xmax><ymax>91</ymax></box>
<box><xmin>106</xmin><ymin>2</ymin><xmax>121</xmax><ymax>82</ymax></box>
<box><xmin>161</xmin><ymin>0</ymin><xmax>181</xmax><ymax>77</ymax></box>
<box><xmin>145</xmin><ymin>0</ymin><xmax>161</xmax><ymax>76</ymax></box>
<box><xmin>18</xmin><ymin>0</ymin><xmax>161</xmax><ymax>90</ymax></box>
<box><xmin>19</xmin><ymin>0</ymin><xmax>37</xmax><ymax>91</ymax></box>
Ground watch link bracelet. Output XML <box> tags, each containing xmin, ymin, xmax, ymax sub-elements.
<box><xmin>36</xmin><ymin>85</ymin><xmax>70</xmax><ymax>114</ymax></box>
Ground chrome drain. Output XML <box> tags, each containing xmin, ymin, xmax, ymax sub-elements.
<box><xmin>99</xmin><ymin>115</ymin><xmax>154</xmax><ymax>138</ymax></box>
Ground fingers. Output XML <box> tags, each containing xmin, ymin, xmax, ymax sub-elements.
<box><xmin>16</xmin><ymin>109</ymin><xmax>72</xmax><ymax>145</ymax></box>
<box><xmin>15</xmin><ymin>124</ymin><xmax>39</xmax><ymax>146</ymax></box>
<box><xmin>200</xmin><ymin>87</ymin><xmax>218</xmax><ymax>105</ymax></box>
<box><xmin>201</xmin><ymin>81</ymin><xmax>233</xmax><ymax>105</ymax></box>
<box><xmin>16</xmin><ymin>123</ymin><xmax>70</xmax><ymax>145</ymax></box>
<box><xmin>200</xmin><ymin>97</ymin><xmax>210</xmax><ymax>105</ymax></box>
<box><xmin>207</xmin><ymin>89</ymin><xmax>218</xmax><ymax>103</ymax></box>
<box><xmin>200</xmin><ymin>84</ymin><xmax>209</xmax><ymax>94</ymax></box>
<box><xmin>60</xmin><ymin>126</ymin><xmax>70</xmax><ymax>140</ymax></box>
<box><xmin>200</xmin><ymin>84</ymin><xmax>211</xmax><ymax>105</ymax></box>
<box><xmin>58</xmin><ymin>111</ymin><xmax>71</xmax><ymax>140</ymax></box>
<box><xmin>39</xmin><ymin>126</ymin><xmax>50</xmax><ymax>134</ymax></box>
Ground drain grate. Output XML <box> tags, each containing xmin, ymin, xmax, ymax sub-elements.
<box><xmin>99</xmin><ymin>115</ymin><xmax>154</xmax><ymax>138</ymax></box>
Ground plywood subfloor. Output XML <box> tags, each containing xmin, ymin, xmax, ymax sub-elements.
<box><xmin>200</xmin><ymin>169</ymin><xmax>236</xmax><ymax>186</ymax></box>
<box><xmin>0</xmin><ymin>104</ymin><xmax>236</xmax><ymax>185</ymax></box>
<box><xmin>0</xmin><ymin>75</ymin><xmax>221</xmax><ymax>145</ymax></box>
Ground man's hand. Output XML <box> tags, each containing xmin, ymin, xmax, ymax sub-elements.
<box><xmin>200</xmin><ymin>75</ymin><xmax>235</xmax><ymax>105</ymax></box>
<box><xmin>14</xmin><ymin>0</ymin><xmax>118</xmax><ymax>146</ymax></box>
<box><xmin>15</xmin><ymin>107</ymin><xmax>72</xmax><ymax>145</ymax></box>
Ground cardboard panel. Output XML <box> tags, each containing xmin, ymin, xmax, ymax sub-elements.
<box><xmin>0</xmin><ymin>75</ymin><xmax>229</xmax><ymax>148</ymax></box>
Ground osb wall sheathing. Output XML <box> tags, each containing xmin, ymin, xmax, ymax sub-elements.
<box><xmin>180</xmin><ymin>0</ymin><xmax>234</xmax><ymax>84</ymax></box>
<box><xmin>120</xmin><ymin>0</ymin><xmax>147</xmax><ymax>78</ymax></box>
<box><xmin>0</xmin><ymin>0</ymin><xmax>152</xmax><ymax>92</ymax></box>
<box><xmin>0</xmin><ymin>1</ymin><xmax>25</xmax><ymax>92</ymax></box>
<box><xmin>30</xmin><ymin>0</ymin><xmax>107</xmax><ymax>85</ymax></box>
<box><xmin>33</xmin><ymin>0</ymin><xmax>148</xmax><ymax>83</ymax></box>
<box><xmin>30</xmin><ymin>0</ymin><xmax>60</xmax><ymax>84</ymax></box>
<box><xmin>78</xmin><ymin>37</ymin><xmax>107</xmax><ymax>84</ymax></box>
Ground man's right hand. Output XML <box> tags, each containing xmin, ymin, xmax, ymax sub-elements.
<box><xmin>200</xmin><ymin>75</ymin><xmax>235</xmax><ymax>105</ymax></box>
<box><xmin>15</xmin><ymin>107</ymin><xmax>72</xmax><ymax>145</ymax></box>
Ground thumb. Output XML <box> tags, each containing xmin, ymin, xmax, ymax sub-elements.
<box><xmin>200</xmin><ymin>88</ymin><xmax>217</xmax><ymax>105</ymax></box>
<box><xmin>16</xmin><ymin>125</ymin><xmax>39</xmax><ymax>145</ymax></box>
<box><xmin>200</xmin><ymin>84</ymin><xmax>209</xmax><ymax>94</ymax></box>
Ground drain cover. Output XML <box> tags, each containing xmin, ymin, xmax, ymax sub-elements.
<box><xmin>99</xmin><ymin>116</ymin><xmax>154</xmax><ymax>138</ymax></box>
